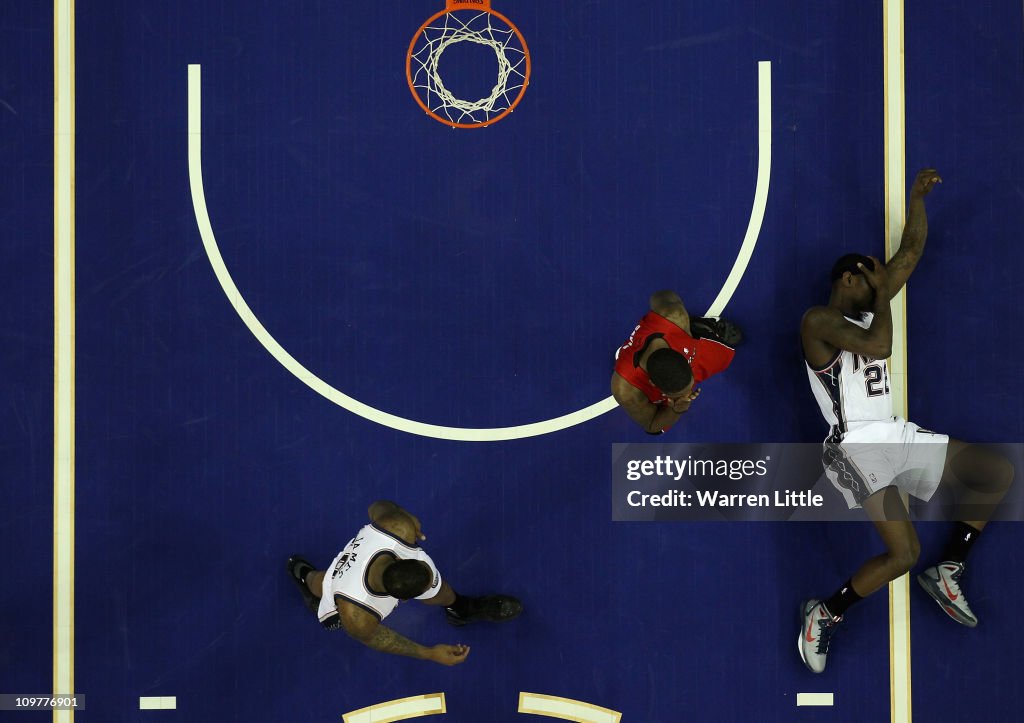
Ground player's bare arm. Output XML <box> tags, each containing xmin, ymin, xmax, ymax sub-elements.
<box><xmin>611</xmin><ymin>373</ymin><xmax>694</xmax><ymax>433</ymax></box>
<box><xmin>802</xmin><ymin>259</ymin><xmax>893</xmax><ymax>364</ymax></box>
<box><xmin>885</xmin><ymin>168</ymin><xmax>942</xmax><ymax>299</ymax></box>
<box><xmin>368</xmin><ymin>500</ymin><xmax>425</xmax><ymax>543</ymax></box>
<box><xmin>649</xmin><ymin>289</ymin><xmax>691</xmax><ymax>333</ymax></box>
<box><xmin>339</xmin><ymin>599</ymin><xmax>470</xmax><ymax>666</ymax></box>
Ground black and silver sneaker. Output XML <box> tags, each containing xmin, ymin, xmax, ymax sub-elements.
<box><xmin>446</xmin><ymin>595</ymin><xmax>523</xmax><ymax>627</ymax></box>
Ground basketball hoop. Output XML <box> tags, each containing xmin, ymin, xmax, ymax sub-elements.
<box><xmin>406</xmin><ymin>0</ymin><xmax>531</xmax><ymax>128</ymax></box>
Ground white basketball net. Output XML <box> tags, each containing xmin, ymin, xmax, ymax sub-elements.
<box><xmin>409</xmin><ymin>10</ymin><xmax>528</xmax><ymax>125</ymax></box>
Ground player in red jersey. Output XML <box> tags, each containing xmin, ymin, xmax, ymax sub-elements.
<box><xmin>611</xmin><ymin>290</ymin><xmax>742</xmax><ymax>433</ymax></box>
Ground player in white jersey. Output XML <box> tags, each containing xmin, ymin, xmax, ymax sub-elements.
<box><xmin>797</xmin><ymin>169</ymin><xmax>1014</xmax><ymax>674</ymax></box>
<box><xmin>286</xmin><ymin>500</ymin><xmax>522</xmax><ymax>666</ymax></box>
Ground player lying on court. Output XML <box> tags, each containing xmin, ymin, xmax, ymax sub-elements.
<box><xmin>797</xmin><ymin>169</ymin><xmax>1014</xmax><ymax>673</ymax></box>
<box><xmin>287</xmin><ymin>500</ymin><xmax>522</xmax><ymax>666</ymax></box>
<box><xmin>612</xmin><ymin>290</ymin><xmax>742</xmax><ymax>433</ymax></box>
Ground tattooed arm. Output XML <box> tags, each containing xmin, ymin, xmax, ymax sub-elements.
<box><xmin>338</xmin><ymin>599</ymin><xmax>469</xmax><ymax>666</ymax></box>
<box><xmin>885</xmin><ymin>169</ymin><xmax>942</xmax><ymax>299</ymax></box>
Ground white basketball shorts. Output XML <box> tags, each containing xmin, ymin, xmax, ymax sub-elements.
<box><xmin>823</xmin><ymin>416</ymin><xmax>949</xmax><ymax>509</ymax></box>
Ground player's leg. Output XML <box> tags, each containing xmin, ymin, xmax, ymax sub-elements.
<box><xmin>940</xmin><ymin>438</ymin><xmax>1015</xmax><ymax>531</ymax></box>
<box><xmin>422</xmin><ymin>579</ymin><xmax>523</xmax><ymax>626</ymax></box>
<box><xmin>799</xmin><ymin>487</ymin><xmax>918</xmax><ymax>673</ymax></box>
<box><xmin>420</xmin><ymin>579</ymin><xmax>457</xmax><ymax>607</ymax></box>
<box><xmin>917</xmin><ymin>439</ymin><xmax>1015</xmax><ymax>627</ymax></box>
<box><xmin>305</xmin><ymin>570</ymin><xmax>325</xmax><ymax>598</ymax></box>
<box><xmin>850</xmin><ymin>486</ymin><xmax>921</xmax><ymax>596</ymax></box>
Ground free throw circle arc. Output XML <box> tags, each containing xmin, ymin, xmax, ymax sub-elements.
<box><xmin>186</xmin><ymin>62</ymin><xmax>771</xmax><ymax>441</ymax></box>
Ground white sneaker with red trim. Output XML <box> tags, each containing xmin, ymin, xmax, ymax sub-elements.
<box><xmin>917</xmin><ymin>561</ymin><xmax>978</xmax><ymax>628</ymax></box>
<box><xmin>798</xmin><ymin>599</ymin><xmax>842</xmax><ymax>673</ymax></box>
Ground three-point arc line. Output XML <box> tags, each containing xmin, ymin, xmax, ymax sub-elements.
<box><xmin>187</xmin><ymin>62</ymin><xmax>771</xmax><ymax>441</ymax></box>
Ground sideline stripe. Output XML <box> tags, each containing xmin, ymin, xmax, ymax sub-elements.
<box><xmin>53</xmin><ymin>1</ymin><xmax>76</xmax><ymax>722</ymax></box>
<box><xmin>342</xmin><ymin>693</ymin><xmax>446</xmax><ymax>722</ymax></box>
<box><xmin>518</xmin><ymin>692</ymin><xmax>621</xmax><ymax>723</ymax></box>
<box><xmin>883</xmin><ymin>2</ymin><xmax>912</xmax><ymax>723</ymax></box>
<box><xmin>188</xmin><ymin>62</ymin><xmax>771</xmax><ymax>440</ymax></box>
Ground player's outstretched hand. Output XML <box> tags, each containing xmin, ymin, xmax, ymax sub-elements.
<box><xmin>428</xmin><ymin>644</ymin><xmax>470</xmax><ymax>666</ymax></box>
<box><xmin>910</xmin><ymin>168</ymin><xmax>942</xmax><ymax>198</ymax></box>
<box><xmin>858</xmin><ymin>256</ymin><xmax>889</xmax><ymax>297</ymax></box>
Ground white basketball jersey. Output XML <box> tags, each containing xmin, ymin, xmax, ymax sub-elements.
<box><xmin>317</xmin><ymin>523</ymin><xmax>442</xmax><ymax>623</ymax></box>
<box><xmin>806</xmin><ymin>313</ymin><xmax>893</xmax><ymax>439</ymax></box>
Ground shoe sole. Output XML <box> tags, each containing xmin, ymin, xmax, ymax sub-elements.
<box><xmin>916</xmin><ymin>574</ymin><xmax>977</xmax><ymax>628</ymax></box>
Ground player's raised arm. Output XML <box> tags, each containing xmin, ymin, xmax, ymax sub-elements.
<box><xmin>338</xmin><ymin>601</ymin><xmax>469</xmax><ymax>666</ymax></box>
<box><xmin>802</xmin><ymin>306</ymin><xmax>891</xmax><ymax>361</ymax></box>
<box><xmin>885</xmin><ymin>168</ymin><xmax>942</xmax><ymax>299</ymax></box>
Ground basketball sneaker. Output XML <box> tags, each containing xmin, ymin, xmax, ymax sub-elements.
<box><xmin>690</xmin><ymin>316</ymin><xmax>744</xmax><ymax>347</ymax></box>
<box><xmin>917</xmin><ymin>561</ymin><xmax>978</xmax><ymax>628</ymax></box>
<box><xmin>287</xmin><ymin>555</ymin><xmax>321</xmax><ymax>614</ymax></box>
<box><xmin>446</xmin><ymin>595</ymin><xmax>523</xmax><ymax>627</ymax></box>
<box><xmin>798</xmin><ymin>599</ymin><xmax>842</xmax><ymax>673</ymax></box>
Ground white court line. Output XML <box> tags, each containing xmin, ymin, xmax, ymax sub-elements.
<box><xmin>53</xmin><ymin>1</ymin><xmax>76</xmax><ymax>722</ymax></box>
<box><xmin>342</xmin><ymin>693</ymin><xmax>445</xmax><ymax>722</ymax></box>
<box><xmin>139</xmin><ymin>697</ymin><xmax>178</xmax><ymax>710</ymax></box>
<box><xmin>706</xmin><ymin>61</ymin><xmax>772</xmax><ymax>317</ymax></box>
<box><xmin>883</xmin><ymin>1</ymin><xmax>911</xmax><ymax>722</ymax></box>
<box><xmin>518</xmin><ymin>692</ymin><xmax>621</xmax><ymax>723</ymax></box>
<box><xmin>188</xmin><ymin>62</ymin><xmax>771</xmax><ymax>440</ymax></box>
<box><xmin>796</xmin><ymin>693</ymin><xmax>834</xmax><ymax>707</ymax></box>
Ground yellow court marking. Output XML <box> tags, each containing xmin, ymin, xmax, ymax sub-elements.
<box><xmin>53</xmin><ymin>1</ymin><xmax>76</xmax><ymax>722</ymax></box>
<box><xmin>518</xmin><ymin>692</ymin><xmax>621</xmax><ymax>723</ymax></box>
<box><xmin>139</xmin><ymin>697</ymin><xmax>178</xmax><ymax>710</ymax></box>
<box><xmin>342</xmin><ymin>693</ymin><xmax>446</xmax><ymax>723</ymax></box>
<box><xmin>796</xmin><ymin>693</ymin><xmax>834</xmax><ymax>707</ymax></box>
<box><xmin>883</xmin><ymin>1</ymin><xmax>912</xmax><ymax>723</ymax></box>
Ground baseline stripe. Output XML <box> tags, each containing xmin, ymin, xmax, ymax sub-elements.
<box><xmin>342</xmin><ymin>693</ymin><xmax>446</xmax><ymax>723</ymax></box>
<box><xmin>796</xmin><ymin>693</ymin><xmax>834</xmax><ymax>707</ymax></box>
<box><xmin>188</xmin><ymin>62</ymin><xmax>770</xmax><ymax>440</ymax></box>
<box><xmin>139</xmin><ymin>697</ymin><xmax>178</xmax><ymax>710</ymax></box>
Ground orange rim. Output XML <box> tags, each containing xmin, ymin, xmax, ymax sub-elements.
<box><xmin>406</xmin><ymin>1</ymin><xmax>531</xmax><ymax>128</ymax></box>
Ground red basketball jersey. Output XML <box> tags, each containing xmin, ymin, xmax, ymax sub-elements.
<box><xmin>614</xmin><ymin>311</ymin><xmax>736</xmax><ymax>403</ymax></box>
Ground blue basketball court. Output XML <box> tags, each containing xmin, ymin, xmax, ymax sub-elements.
<box><xmin>2</xmin><ymin>1</ymin><xmax>1023</xmax><ymax>721</ymax></box>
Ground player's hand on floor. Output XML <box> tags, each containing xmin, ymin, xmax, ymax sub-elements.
<box><xmin>910</xmin><ymin>168</ymin><xmax>942</xmax><ymax>198</ymax></box>
<box><xmin>429</xmin><ymin>644</ymin><xmax>470</xmax><ymax>666</ymax></box>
